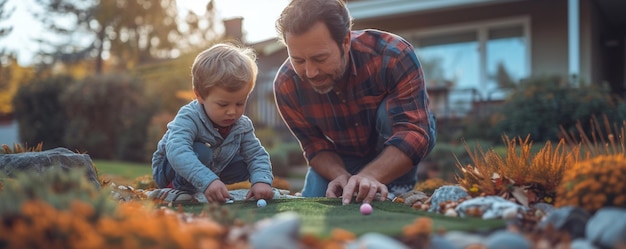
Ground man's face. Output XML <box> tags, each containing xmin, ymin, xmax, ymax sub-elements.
<box><xmin>285</xmin><ymin>22</ymin><xmax>349</xmax><ymax>94</ymax></box>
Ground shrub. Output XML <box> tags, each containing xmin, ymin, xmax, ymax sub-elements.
<box><xmin>414</xmin><ymin>178</ymin><xmax>449</xmax><ymax>195</ymax></box>
<box><xmin>456</xmin><ymin>136</ymin><xmax>579</xmax><ymax>206</ymax></box>
<box><xmin>555</xmin><ymin>155</ymin><xmax>626</xmax><ymax>214</ymax></box>
<box><xmin>1</xmin><ymin>142</ymin><xmax>43</xmax><ymax>154</ymax></box>
<box><xmin>422</xmin><ymin>140</ymin><xmax>497</xmax><ymax>182</ymax></box>
<box><xmin>492</xmin><ymin>76</ymin><xmax>626</xmax><ymax>142</ymax></box>
<box><xmin>61</xmin><ymin>73</ymin><xmax>157</xmax><ymax>162</ymax></box>
<box><xmin>12</xmin><ymin>75</ymin><xmax>74</xmax><ymax>149</ymax></box>
<box><xmin>561</xmin><ymin>115</ymin><xmax>625</xmax><ymax>158</ymax></box>
<box><xmin>267</xmin><ymin>142</ymin><xmax>305</xmax><ymax>177</ymax></box>
<box><xmin>0</xmin><ymin>166</ymin><xmax>117</xmax><ymax>219</ymax></box>
<box><xmin>0</xmin><ymin>166</ymin><xmax>227</xmax><ymax>249</ymax></box>
<box><xmin>143</xmin><ymin>111</ymin><xmax>175</xmax><ymax>162</ymax></box>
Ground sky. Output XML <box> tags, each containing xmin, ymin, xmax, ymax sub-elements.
<box><xmin>180</xmin><ymin>0</ymin><xmax>289</xmax><ymax>42</ymax></box>
<box><xmin>1</xmin><ymin>0</ymin><xmax>290</xmax><ymax>66</ymax></box>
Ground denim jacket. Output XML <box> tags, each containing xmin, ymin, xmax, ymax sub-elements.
<box><xmin>152</xmin><ymin>100</ymin><xmax>273</xmax><ymax>192</ymax></box>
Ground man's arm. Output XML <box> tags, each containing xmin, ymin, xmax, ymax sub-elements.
<box><xmin>308</xmin><ymin>151</ymin><xmax>351</xmax><ymax>197</ymax></box>
<box><xmin>341</xmin><ymin>34</ymin><xmax>434</xmax><ymax>204</ymax></box>
<box><xmin>358</xmin><ymin>145</ymin><xmax>414</xmax><ymax>184</ymax></box>
<box><xmin>309</xmin><ymin>151</ymin><xmax>349</xmax><ymax>180</ymax></box>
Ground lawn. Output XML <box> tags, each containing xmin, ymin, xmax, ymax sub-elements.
<box><xmin>92</xmin><ymin>159</ymin><xmax>152</xmax><ymax>185</ymax></box>
<box><xmin>180</xmin><ymin>198</ymin><xmax>506</xmax><ymax>238</ymax></box>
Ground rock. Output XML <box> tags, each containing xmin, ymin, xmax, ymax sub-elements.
<box><xmin>570</xmin><ymin>239</ymin><xmax>598</xmax><ymax>249</ymax></box>
<box><xmin>455</xmin><ymin>196</ymin><xmax>525</xmax><ymax>219</ymax></box>
<box><xmin>485</xmin><ymin>231</ymin><xmax>531</xmax><ymax>249</ymax></box>
<box><xmin>428</xmin><ymin>235</ymin><xmax>457</xmax><ymax>249</ymax></box>
<box><xmin>532</xmin><ymin>203</ymin><xmax>555</xmax><ymax>216</ymax></box>
<box><xmin>399</xmin><ymin>190</ymin><xmax>429</xmax><ymax>206</ymax></box>
<box><xmin>250</xmin><ymin>212</ymin><xmax>301</xmax><ymax>249</ymax></box>
<box><xmin>0</xmin><ymin>147</ymin><xmax>100</xmax><ymax>188</ymax></box>
<box><xmin>444</xmin><ymin>231</ymin><xmax>487</xmax><ymax>249</ymax></box>
<box><xmin>347</xmin><ymin>233</ymin><xmax>409</xmax><ymax>249</ymax></box>
<box><xmin>538</xmin><ymin>206</ymin><xmax>590</xmax><ymax>239</ymax></box>
<box><xmin>586</xmin><ymin>207</ymin><xmax>626</xmax><ymax>248</ymax></box>
<box><xmin>428</xmin><ymin>185</ymin><xmax>469</xmax><ymax>212</ymax></box>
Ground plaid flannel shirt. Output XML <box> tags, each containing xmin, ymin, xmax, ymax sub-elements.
<box><xmin>274</xmin><ymin>29</ymin><xmax>434</xmax><ymax>165</ymax></box>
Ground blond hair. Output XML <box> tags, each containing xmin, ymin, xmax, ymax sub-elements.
<box><xmin>191</xmin><ymin>42</ymin><xmax>258</xmax><ymax>99</ymax></box>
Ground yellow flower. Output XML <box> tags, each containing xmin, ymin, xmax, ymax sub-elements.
<box><xmin>469</xmin><ymin>185</ymin><xmax>479</xmax><ymax>193</ymax></box>
<box><xmin>543</xmin><ymin>196</ymin><xmax>553</xmax><ymax>203</ymax></box>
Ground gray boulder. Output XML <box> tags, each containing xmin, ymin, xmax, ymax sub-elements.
<box><xmin>0</xmin><ymin>147</ymin><xmax>100</xmax><ymax>188</ymax></box>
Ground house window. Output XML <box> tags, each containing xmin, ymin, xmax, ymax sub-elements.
<box><xmin>486</xmin><ymin>25</ymin><xmax>527</xmax><ymax>100</ymax></box>
<box><xmin>405</xmin><ymin>17</ymin><xmax>530</xmax><ymax>116</ymax></box>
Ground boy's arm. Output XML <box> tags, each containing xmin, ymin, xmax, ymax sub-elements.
<box><xmin>165</xmin><ymin>114</ymin><xmax>219</xmax><ymax>192</ymax></box>
<box><xmin>238</xmin><ymin>119</ymin><xmax>273</xmax><ymax>186</ymax></box>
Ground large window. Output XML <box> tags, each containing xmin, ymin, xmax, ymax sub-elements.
<box><xmin>403</xmin><ymin>18</ymin><xmax>530</xmax><ymax>116</ymax></box>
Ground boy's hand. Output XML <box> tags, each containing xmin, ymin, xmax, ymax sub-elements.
<box><xmin>246</xmin><ymin>182</ymin><xmax>274</xmax><ymax>200</ymax></box>
<box><xmin>204</xmin><ymin>180</ymin><xmax>231</xmax><ymax>203</ymax></box>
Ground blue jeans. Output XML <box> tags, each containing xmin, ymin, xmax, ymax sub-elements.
<box><xmin>154</xmin><ymin>142</ymin><xmax>250</xmax><ymax>192</ymax></box>
<box><xmin>301</xmin><ymin>101</ymin><xmax>437</xmax><ymax>197</ymax></box>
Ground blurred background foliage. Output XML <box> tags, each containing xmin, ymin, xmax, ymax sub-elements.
<box><xmin>423</xmin><ymin>75</ymin><xmax>626</xmax><ymax>183</ymax></box>
<box><xmin>1</xmin><ymin>0</ymin><xmax>625</xmax><ymax>184</ymax></box>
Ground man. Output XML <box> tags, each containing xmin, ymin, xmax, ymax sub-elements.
<box><xmin>273</xmin><ymin>0</ymin><xmax>437</xmax><ymax>205</ymax></box>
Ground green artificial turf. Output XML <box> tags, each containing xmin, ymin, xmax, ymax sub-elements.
<box><xmin>180</xmin><ymin>197</ymin><xmax>506</xmax><ymax>238</ymax></box>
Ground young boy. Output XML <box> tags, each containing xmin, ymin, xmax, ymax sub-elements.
<box><xmin>151</xmin><ymin>42</ymin><xmax>274</xmax><ymax>203</ymax></box>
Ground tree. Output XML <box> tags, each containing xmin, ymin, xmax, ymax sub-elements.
<box><xmin>0</xmin><ymin>0</ymin><xmax>14</xmax><ymax>65</ymax></box>
<box><xmin>177</xmin><ymin>1</ymin><xmax>218</xmax><ymax>52</ymax></box>
<box><xmin>0</xmin><ymin>0</ymin><xmax>19</xmax><ymax>118</ymax></box>
<box><xmin>0</xmin><ymin>0</ymin><xmax>12</xmax><ymax>39</ymax></box>
<box><xmin>0</xmin><ymin>56</ymin><xmax>35</xmax><ymax>117</ymax></box>
<box><xmin>493</xmin><ymin>62</ymin><xmax>515</xmax><ymax>89</ymax></box>
<box><xmin>32</xmin><ymin>0</ymin><xmax>216</xmax><ymax>73</ymax></box>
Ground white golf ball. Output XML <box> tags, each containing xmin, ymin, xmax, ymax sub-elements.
<box><xmin>257</xmin><ymin>199</ymin><xmax>267</xmax><ymax>207</ymax></box>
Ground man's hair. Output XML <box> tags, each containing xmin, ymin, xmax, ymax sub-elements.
<box><xmin>276</xmin><ymin>0</ymin><xmax>353</xmax><ymax>49</ymax></box>
<box><xmin>191</xmin><ymin>42</ymin><xmax>258</xmax><ymax>99</ymax></box>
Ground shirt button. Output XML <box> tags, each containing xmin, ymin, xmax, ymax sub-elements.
<box><xmin>355</xmin><ymin>123</ymin><xmax>359</xmax><ymax>126</ymax></box>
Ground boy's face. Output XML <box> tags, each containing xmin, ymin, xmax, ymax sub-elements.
<box><xmin>196</xmin><ymin>84</ymin><xmax>252</xmax><ymax>127</ymax></box>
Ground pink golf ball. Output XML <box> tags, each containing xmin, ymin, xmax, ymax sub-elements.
<box><xmin>360</xmin><ymin>203</ymin><xmax>373</xmax><ymax>215</ymax></box>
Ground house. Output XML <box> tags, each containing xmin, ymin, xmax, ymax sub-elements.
<box><xmin>244</xmin><ymin>0</ymin><xmax>626</xmax><ymax>128</ymax></box>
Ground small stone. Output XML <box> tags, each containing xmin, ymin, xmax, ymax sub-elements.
<box><xmin>485</xmin><ymin>231</ymin><xmax>531</xmax><ymax>249</ymax></box>
<box><xmin>444</xmin><ymin>208</ymin><xmax>458</xmax><ymax>217</ymax></box>
<box><xmin>502</xmin><ymin>206</ymin><xmax>520</xmax><ymax>220</ymax></box>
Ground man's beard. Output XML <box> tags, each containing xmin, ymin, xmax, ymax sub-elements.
<box><xmin>302</xmin><ymin>55</ymin><xmax>347</xmax><ymax>94</ymax></box>
<box><xmin>306</xmin><ymin>77</ymin><xmax>336</xmax><ymax>94</ymax></box>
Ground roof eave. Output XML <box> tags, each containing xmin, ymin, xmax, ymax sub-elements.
<box><xmin>347</xmin><ymin>0</ymin><xmax>524</xmax><ymax>21</ymax></box>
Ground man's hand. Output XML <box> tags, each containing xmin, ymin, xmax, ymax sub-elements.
<box><xmin>246</xmin><ymin>182</ymin><xmax>274</xmax><ymax>200</ymax></box>
<box><xmin>341</xmin><ymin>174</ymin><xmax>388</xmax><ymax>205</ymax></box>
<box><xmin>326</xmin><ymin>174</ymin><xmax>350</xmax><ymax>198</ymax></box>
<box><xmin>204</xmin><ymin>180</ymin><xmax>231</xmax><ymax>203</ymax></box>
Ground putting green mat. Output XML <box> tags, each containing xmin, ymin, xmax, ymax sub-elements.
<box><xmin>180</xmin><ymin>197</ymin><xmax>505</xmax><ymax>238</ymax></box>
